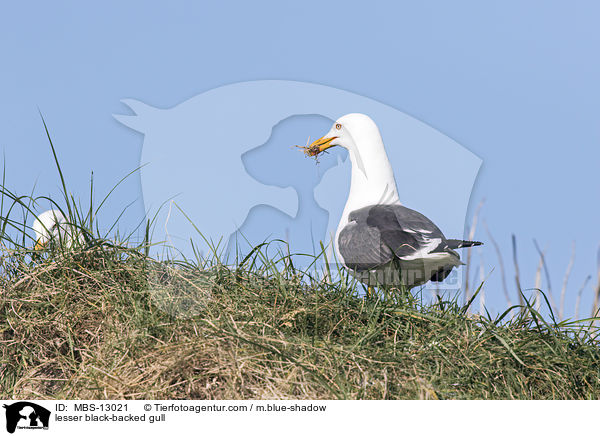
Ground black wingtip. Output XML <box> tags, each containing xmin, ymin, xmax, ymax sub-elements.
<box><xmin>447</xmin><ymin>239</ymin><xmax>483</xmax><ymax>249</ymax></box>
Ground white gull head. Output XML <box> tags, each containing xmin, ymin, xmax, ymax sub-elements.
<box><xmin>307</xmin><ymin>113</ymin><xmax>401</xmax><ymax>257</ymax></box>
<box><xmin>32</xmin><ymin>209</ymin><xmax>78</xmax><ymax>250</ymax></box>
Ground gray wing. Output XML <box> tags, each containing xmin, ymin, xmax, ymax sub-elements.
<box><xmin>338</xmin><ymin>204</ymin><xmax>456</xmax><ymax>271</ymax></box>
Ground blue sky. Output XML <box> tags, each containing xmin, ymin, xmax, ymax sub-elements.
<box><xmin>1</xmin><ymin>1</ymin><xmax>599</xmax><ymax>318</ymax></box>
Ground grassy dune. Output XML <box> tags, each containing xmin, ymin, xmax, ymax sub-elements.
<box><xmin>1</xmin><ymin>238</ymin><xmax>599</xmax><ymax>400</ymax></box>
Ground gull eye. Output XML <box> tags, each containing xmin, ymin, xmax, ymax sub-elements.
<box><xmin>335</xmin><ymin>123</ymin><xmax>342</xmax><ymax>130</ymax></box>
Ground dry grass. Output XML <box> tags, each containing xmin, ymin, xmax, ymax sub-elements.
<box><xmin>2</xmin><ymin>240</ymin><xmax>600</xmax><ymax>400</ymax></box>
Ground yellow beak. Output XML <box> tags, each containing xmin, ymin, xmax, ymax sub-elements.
<box><xmin>306</xmin><ymin>135</ymin><xmax>338</xmax><ymax>156</ymax></box>
<box><xmin>34</xmin><ymin>239</ymin><xmax>46</xmax><ymax>250</ymax></box>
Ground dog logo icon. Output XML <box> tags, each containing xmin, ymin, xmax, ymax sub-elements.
<box><xmin>2</xmin><ymin>402</ymin><xmax>50</xmax><ymax>434</ymax></box>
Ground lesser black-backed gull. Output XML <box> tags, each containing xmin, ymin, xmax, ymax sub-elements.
<box><xmin>33</xmin><ymin>209</ymin><xmax>82</xmax><ymax>250</ymax></box>
<box><xmin>302</xmin><ymin>113</ymin><xmax>482</xmax><ymax>289</ymax></box>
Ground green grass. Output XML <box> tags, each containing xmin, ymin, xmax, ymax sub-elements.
<box><xmin>1</xmin><ymin>240</ymin><xmax>600</xmax><ymax>399</ymax></box>
<box><xmin>1</xmin><ymin>122</ymin><xmax>600</xmax><ymax>400</ymax></box>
